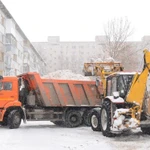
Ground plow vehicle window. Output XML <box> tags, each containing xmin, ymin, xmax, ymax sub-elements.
<box><xmin>106</xmin><ymin>75</ymin><xmax>133</xmax><ymax>97</ymax></box>
<box><xmin>106</xmin><ymin>76</ymin><xmax>117</xmax><ymax>96</ymax></box>
<box><xmin>117</xmin><ymin>75</ymin><xmax>133</xmax><ymax>98</ymax></box>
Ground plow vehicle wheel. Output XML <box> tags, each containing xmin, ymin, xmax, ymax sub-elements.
<box><xmin>100</xmin><ymin>100</ymin><xmax>115</xmax><ymax>137</ymax></box>
<box><xmin>7</xmin><ymin>110</ymin><xmax>21</xmax><ymax>129</ymax></box>
<box><xmin>83</xmin><ymin>110</ymin><xmax>92</xmax><ymax>126</ymax></box>
<box><xmin>65</xmin><ymin>110</ymin><xmax>82</xmax><ymax>127</ymax></box>
<box><xmin>90</xmin><ymin>111</ymin><xmax>101</xmax><ymax>131</ymax></box>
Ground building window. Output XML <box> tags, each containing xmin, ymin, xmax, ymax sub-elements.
<box><xmin>0</xmin><ymin>70</ymin><xmax>3</xmax><ymax>75</ymax></box>
<box><xmin>18</xmin><ymin>50</ymin><xmax>20</xmax><ymax>57</ymax></box>
<box><xmin>15</xmin><ymin>69</ymin><xmax>17</xmax><ymax>75</ymax></box>
<box><xmin>0</xmin><ymin>15</ymin><xmax>5</xmax><ymax>26</ymax></box>
<box><xmin>13</xmin><ymin>54</ymin><xmax>17</xmax><ymax>62</ymax></box>
<box><xmin>23</xmin><ymin>64</ymin><xmax>29</xmax><ymax>72</ymax></box>
<box><xmin>0</xmin><ymin>52</ymin><xmax>4</xmax><ymax>61</ymax></box>
<box><xmin>5</xmin><ymin>34</ymin><xmax>16</xmax><ymax>46</ymax></box>
<box><xmin>79</xmin><ymin>46</ymin><xmax>84</xmax><ymax>49</ymax></box>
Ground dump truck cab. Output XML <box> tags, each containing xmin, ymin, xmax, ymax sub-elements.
<box><xmin>0</xmin><ymin>76</ymin><xmax>23</xmax><ymax>128</ymax></box>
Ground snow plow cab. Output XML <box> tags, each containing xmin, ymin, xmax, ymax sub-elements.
<box><xmin>83</xmin><ymin>62</ymin><xmax>124</xmax><ymax>98</ymax></box>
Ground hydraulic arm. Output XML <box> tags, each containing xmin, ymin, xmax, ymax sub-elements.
<box><xmin>126</xmin><ymin>49</ymin><xmax>150</xmax><ymax>119</ymax></box>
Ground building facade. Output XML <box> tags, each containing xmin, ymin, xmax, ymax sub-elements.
<box><xmin>0</xmin><ymin>1</ymin><xmax>46</xmax><ymax>76</ymax></box>
<box><xmin>33</xmin><ymin>36</ymin><xmax>105</xmax><ymax>74</ymax></box>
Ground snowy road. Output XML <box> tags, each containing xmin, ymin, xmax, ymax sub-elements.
<box><xmin>0</xmin><ymin>121</ymin><xmax>150</xmax><ymax>150</ymax></box>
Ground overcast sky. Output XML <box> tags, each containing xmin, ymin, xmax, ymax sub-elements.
<box><xmin>1</xmin><ymin>0</ymin><xmax>150</xmax><ymax>42</ymax></box>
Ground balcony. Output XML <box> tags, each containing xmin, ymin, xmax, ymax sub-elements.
<box><xmin>5</xmin><ymin>44</ymin><xmax>17</xmax><ymax>53</ymax></box>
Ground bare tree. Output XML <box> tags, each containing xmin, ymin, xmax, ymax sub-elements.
<box><xmin>101</xmin><ymin>17</ymin><xmax>145</xmax><ymax>70</ymax></box>
<box><xmin>103</xmin><ymin>17</ymin><xmax>133</xmax><ymax>60</ymax></box>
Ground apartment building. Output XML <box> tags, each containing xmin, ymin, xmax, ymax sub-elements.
<box><xmin>33</xmin><ymin>35</ymin><xmax>147</xmax><ymax>74</ymax></box>
<box><xmin>33</xmin><ymin>36</ymin><xmax>105</xmax><ymax>74</ymax></box>
<box><xmin>0</xmin><ymin>1</ymin><xmax>46</xmax><ymax>76</ymax></box>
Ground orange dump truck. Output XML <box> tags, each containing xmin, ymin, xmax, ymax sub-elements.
<box><xmin>0</xmin><ymin>72</ymin><xmax>102</xmax><ymax>129</ymax></box>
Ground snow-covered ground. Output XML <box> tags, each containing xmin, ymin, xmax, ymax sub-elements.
<box><xmin>0</xmin><ymin>121</ymin><xmax>150</xmax><ymax>150</ymax></box>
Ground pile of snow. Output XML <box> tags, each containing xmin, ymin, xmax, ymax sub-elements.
<box><xmin>90</xmin><ymin>57</ymin><xmax>117</xmax><ymax>63</ymax></box>
<box><xmin>90</xmin><ymin>58</ymin><xmax>103</xmax><ymax>63</ymax></box>
<box><xmin>43</xmin><ymin>70</ymin><xmax>91</xmax><ymax>80</ymax></box>
<box><xmin>104</xmin><ymin>57</ymin><xmax>116</xmax><ymax>62</ymax></box>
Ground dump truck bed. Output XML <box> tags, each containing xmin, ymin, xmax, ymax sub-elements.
<box><xmin>19</xmin><ymin>72</ymin><xmax>102</xmax><ymax>107</ymax></box>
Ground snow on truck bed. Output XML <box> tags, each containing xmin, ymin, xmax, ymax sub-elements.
<box><xmin>42</xmin><ymin>70</ymin><xmax>92</xmax><ymax>80</ymax></box>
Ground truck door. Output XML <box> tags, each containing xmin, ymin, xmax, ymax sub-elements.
<box><xmin>0</xmin><ymin>79</ymin><xmax>18</xmax><ymax>106</ymax></box>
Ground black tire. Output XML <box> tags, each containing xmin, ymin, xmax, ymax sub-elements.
<box><xmin>141</xmin><ymin>127</ymin><xmax>150</xmax><ymax>135</ymax></box>
<box><xmin>7</xmin><ymin>110</ymin><xmax>21</xmax><ymax>129</ymax></box>
<box><xmin>100</xmin><ymin>100</ymin><xmax>115</xmax><ymax>137</ymax></box>
<box><xmin>65</xmin><ymin>110</ymin><xmax>82</xmax><ymax>127</ymax></box>
<box><xmin>90</xmin><ymin>111</ymin><xmax>101</xmax><ymax>131</ymax></box>
<box><xmin>83</xmin><ymin>110</ymin><xmax>92</xmax><ymax>126</ymax></box>
<box><xmin>52</xmin><ymin>121</ymin><xmax>64</xmax><ymax>126</ymax></box>
<box><xmin>1</xmin><ymin>116</ymin><xmax>8</xmax><ymax>126</ymax></box>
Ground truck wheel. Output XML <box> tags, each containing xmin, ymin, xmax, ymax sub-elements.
<box><xmin>83</xmin><ymin>110</ymin><xmax>92</xmax><ymax>126</ymax></box>
<box><xmin>90</xmin><ymin>111</ymin><xmax>101</xmax><ymax>131</ymax></box>
<box><xmin>100</xmin><ymin>101</ymin><xmax>115</xmax><ymax>137</ymax></box>
<box><xmin>52</xmin><ymin>121</ymin><xmax>64</xmax><ymax>126</ymax></box>
<box><xmin>7</xmin><ymin>110</ymin><xmax>21</xmax><ymax>129</ymax></box>
<box><xmin>1</xmin><ymin>116</ymin><xmax>8</xmax><ymax>126</ymax></box>
<box><xmin>141</xmin><ymin>127</ymin><xmax>150</xmax><ymax>134</ymax></box>
<box><xmin>65</xmin><ymin>110</ymin><xmax>82</xmax><ymax>127</ymax></box>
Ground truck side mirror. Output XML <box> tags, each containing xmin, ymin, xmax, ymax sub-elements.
<box><xmin>96</xmin><ymin>78</ymin><xmax>100</xmax><ymax>86</ymax></box>
<box><xmin>0</xmin><ymin>75</ymin><xmax>3</xmax><ymax>80</ymax></box>
<box><xmin>0</xmin><ymin>82</ymin><xmax>3</xmax><ymax>90</ymax></box>
<box><xmin>18</xmin><ymin>78</ymin><xmax>21</xmax><ymax>86</ymax></box>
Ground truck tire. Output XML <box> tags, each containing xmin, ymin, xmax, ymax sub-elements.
<box><xmin>7</xmin><ymin>110</ymin><xmax>21</xmax><ymax>129</ymax></box>
<box><xmin>1</xmin><ymin>116</ymin><xmax>8</xmax><ymax>126</ymax></box>
<box><xmin>52</xmin><ymin>121</ymin><xmax>64</xmax><ymax>126</ymax></box>
<box><xmin>83</xmin><ymin>110</ymin><xmax>92</xmax><ymax>126</ymax></box>
<box><xmin>141</xmin><ymin>127</ymin><xmax>150</xmax><ymax>135</ymax></box>
<box><xmin>90</xmin><ymin>111</ymin><xmax>101</xmax><ymax>131</ymax></box>
<box><xmin>100</xmin><ymin>100</ymin><xmax>115</xmax><ymax>137</ymax></box>
<box><xmin>65</xmin><ymin>110</ymin><xmax>82</xmax><ymax>127</ymax></box>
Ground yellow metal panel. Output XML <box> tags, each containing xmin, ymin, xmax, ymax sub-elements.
<box><xmin>126</xmin><ymin>49</ymin><xmax>150</xmax><ymax>107</ymax></box>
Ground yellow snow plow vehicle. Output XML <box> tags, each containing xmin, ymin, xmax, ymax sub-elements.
<box><xmin>90</xmin><ymin>49</ymin><xmax>150</xmax><ymax>137</ymax></box>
